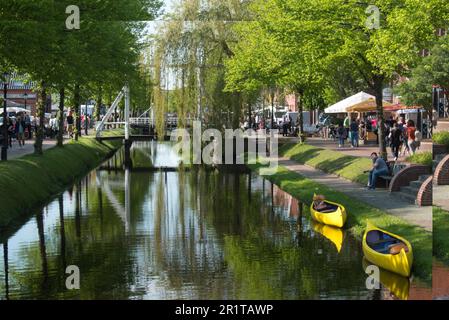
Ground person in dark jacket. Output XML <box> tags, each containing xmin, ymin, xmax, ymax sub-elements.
<box><xmin>389</xmin><ymin>123</ymin><xmax>402</xmax><ymax>161</ymax></box>
<box><xmin>15</xmin><ymin>115</ymin><xmax>26</xmax><ymax>147</ymax></box>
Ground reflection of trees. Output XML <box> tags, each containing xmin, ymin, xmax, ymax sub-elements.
<box><xmin>191</xmin><ymin>171</ymin><xmax>371</xmax><ymax>300</ymax></box>
<box><xmin>1</xmin><ymin>143</ymin><xmax>383</xmax><ymax>299</ymax></box>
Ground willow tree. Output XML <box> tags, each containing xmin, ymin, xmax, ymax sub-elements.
<box><xmin>149</xmin><ymin>0</ymin><xmax>252</xmax><ymax>134</ymax></box>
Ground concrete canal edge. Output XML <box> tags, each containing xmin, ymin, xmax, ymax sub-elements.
<box><xmin>248</xmin><ymin>163</ymin><xmax>432</xmax><ymax>284</ymax></box>
<box><xmin>0</xmin><ymin>136</ymin><xmax>122</xmax><ymax>232</ymax></box>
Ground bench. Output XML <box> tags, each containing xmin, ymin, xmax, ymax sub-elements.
<box><xmin>378</xmin><ymin>161</ymin><xmax>407</xmax><ymax>188</ymax></box>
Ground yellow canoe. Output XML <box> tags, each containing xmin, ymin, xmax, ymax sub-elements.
<box><xmin>310</xmin><ymin>198</ymin><xmax>347</xmax><ymax>228</ymax></box>
<box><xmin>312</xmin><ymin>221</ymin><xmax>344</xmax><ymax>253</ymax></box>
<box><xmin>362</xmin><ymin>222</ymin><xmax>413</xmax><ymax>278</ymax></box>
<box><xmin>362</xmin><ymin>258</ymin><xmax>410</xmax><ymax>300</ymax></box>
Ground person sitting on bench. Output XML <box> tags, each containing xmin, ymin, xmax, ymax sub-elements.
<box><xmin>367</xmin><ymin>152</ymin><xmax>389</xmax><ymax>190</ymax></box>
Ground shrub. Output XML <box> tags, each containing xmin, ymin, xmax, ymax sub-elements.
<box><xmin>406</xmin><ymin>152</ymin><xmax>433</xmax><ymax>168</ymax></box>
<box><xmin>433</xmin><ymin>131</ymin><xmax>449</xmax><ymax>147</ymax></box>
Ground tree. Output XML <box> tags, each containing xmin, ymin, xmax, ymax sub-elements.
<box><xmin>397</xmin><ymin>35</ymin><xmax>449</xmax><ymax>134</ymax></box>
<box><xmin>234</xmin><ymin>0</ymin><xmax>443</xmax><ymax>157</ymax></box>
<box><xmin>0</xmin><ymin>0</ymin><xmax>162</xmax><ymax>149</ymax></box>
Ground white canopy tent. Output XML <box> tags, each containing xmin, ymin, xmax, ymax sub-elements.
<box><xmin>0</xmin><ymin>107</ymin><xmax>30</xmax><ymax>114</ymax></box>
<box><xmin>324</xmin><ymin>91</ymin><xmax>377</xmax><ymax>114</ymax></box>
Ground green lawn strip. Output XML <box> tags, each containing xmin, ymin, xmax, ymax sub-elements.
<box><xmin>249</xmin><ymin>163</ymin><xmax>432</xmax><ymax>283</ymax></box>
<box><xmin>280</xmin><ymin>143</ymin><xmax>371</xmax><ymax>185</ymax></box>
<box><xmin>0</xmin><ymin>135</ymin><xmax>122</xmax><ymax>228</ymax></box>
<box><xmin>434</xmin><ymin>207</ymin><xmax>449</xmax><ymax>263</ymax></box>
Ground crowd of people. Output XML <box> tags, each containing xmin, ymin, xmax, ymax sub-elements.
<box><xmin>0</xmin><ymin>111</ymin><xmax>93</xmax><ymax>149</ymax></box>
<box><xmin>335</xmin><ymin>115</ymin><xmax>422</xmax><ymax>160</ymax></box>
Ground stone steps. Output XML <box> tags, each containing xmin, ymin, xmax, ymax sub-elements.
<box><xmin>396</xmin><ymin>174</ymin><xmax>432</xmax><ymax>205</ymax></box>
<box><xmin>433</xmin><ymin>154</ymin><xmax>448</xmax><ymax>172</ymax></box>
<box><xmin>395</xmin><ymin>191</ymin><xmax>418</xmax><ymax>205</ymax></box>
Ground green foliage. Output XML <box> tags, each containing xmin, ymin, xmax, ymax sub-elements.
<box><xmin>433</xmin><ymin>131</ymin><xmax>449</xmax><ymax>147</ymax></box>
<box><xmin>0</xmin><ymin>136</ymin><xmax>121</xmax><ymax>228</ymax></box>
<box><xmin>406</xmin><ymin>152</ymin><xmax>433</xmax><ymax>168</ymax></box>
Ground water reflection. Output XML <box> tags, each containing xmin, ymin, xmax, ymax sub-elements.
<box><xmin>0</xmin><ymin>142</ymin><xmax>430</xmax><ymax>300</ymax></box>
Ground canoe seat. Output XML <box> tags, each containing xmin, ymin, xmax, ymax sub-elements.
<box><xmin>367</xmin><ymin>230</ymin><xmax>404</xmax><ymax>254</ymax></box>
<box><xmin>313</xmin><ymin>202</ymin><xmax>339</xmax><ymax>213</ymax></box>
<box><xmin>389</xmin><ymin>243</ymin><xmax>409</xmax><ymax>255</ymax></box>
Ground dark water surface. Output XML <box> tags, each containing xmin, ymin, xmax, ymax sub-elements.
<box><xmin>0</xmin><ymin>142</ymin><xmax>430</xmax><ymax>300</ymax></box>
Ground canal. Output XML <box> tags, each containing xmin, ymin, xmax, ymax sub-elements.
<box><xmin>0</xmin><ymin>142</ymin><xmax>431</xmax><ymax>300</ymax></box>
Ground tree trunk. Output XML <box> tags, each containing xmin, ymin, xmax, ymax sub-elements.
<box><xmin>232</xmin><ymin>92</ymin><xmax>241</xmax><ymax>129</ymax></box>
<box><xmin>57</xmin><ymin>87</ymin><xmax>65</xmax><ymax>147</ymax></box>
<box><xmin>373</xmin><ymin>75</ymin><xmax>387</xmax><ymax>159</ymax></box>
<box><xmin>34</xmin><ymin>81</ymin><xmax>47</xmax><ymax>155</ymax></box>
<box><xmin>271</xmin><ymin>90</ymin><xmax>275</xmax><ymax>129</ymax></box>
<box><xmin>296</xmin><ymin>89</ymin><xmax>305</xmax><ymax>143</ymax></box>
<box><xmin>248</xmin><ymin>99</ymin><xmax>252</xmax><ymax>130</ymax></box>
<box><xmin>95</xmin><ymin>85</ymin><xmax>102</xmax><ymax>122</ymax></box>
<box><xmin>74</xmin><ymin>84</ymin><xmax>81</xmax><ymax>141</ymax></box>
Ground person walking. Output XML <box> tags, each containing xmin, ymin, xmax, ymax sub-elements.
<box><xmin>389</xmin><ymin>123</ymin><xmax>402</xmax><ymax>161</ymax></box>
<box><xmin>349</xmin><ymin>118</ymin><xmax>359</xmax><ymax>148</ymax></box>
<box><xmin>6</xmin><ymin>116</ymin><xmax>14</xmax><ymax>148</ymax></box>
<box><xmin>24</xmin><ymin>113</ymin><xmax>32</xmax><ymax>139</ymax></box>
<box><xmin>367</xmin><ymin>152</ymin><xmax>389</xmax><ymax>190</ymax></box>
<box><xmin>406</xmin><ymin>120</ymin><xmax>417</xmax><ymax>155</ymax></box>
<box><xmin>15</xmin><ymin>115</ymin><xmax>26</xmax><ymax>147</ymax></box>
<box><xmin>400</xmin><ymin>119</ymin><xmax>410</xmax><ymax>157</ymax></box>
<box><xmin>67</xmin><ymin>111</ymin><xmax>74</xmax><ymax>139</ymax></box>
<box><xmin>337</xmin><ymin>123</ymin><xmax>346</xmax><ymax>148</ymax></box>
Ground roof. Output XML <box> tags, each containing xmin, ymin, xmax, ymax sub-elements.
<box><xmin>325</xmin><ymin>91</ymin><xmax>392</xmax><ymax>114</ymax></box>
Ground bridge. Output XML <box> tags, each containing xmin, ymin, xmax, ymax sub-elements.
<box><xmin>95</xmin><ymin>85</ymin><xmax>180</xmax><ymax>143</ymax></box>
<box><xmin>94</xmin><ymin>84</ymin><xmax>185</xmax><ymax>165</ymax></box>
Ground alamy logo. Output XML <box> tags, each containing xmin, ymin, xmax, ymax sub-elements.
<box><xmin>66</xmin><ymin>265</ymin><xmax>80</xmax><ymax>290</ymax></box>
<box><xmin>172</xmin><ymin>121</ymin><xmax>279</xmax><ymax>176</ymax></box>
<box><xmin>365</xmin><ymin>264</ymin><xmax>380</xmax><ymax>290</ymax></box>
<box><xmin>66</xmin><ymin>5</ymin><xmax>80</xmax><ymax>30</ymax></box>
<box><xmin>365</xmin><ymin>5</ymin><xmax>380</xmax><ymax>30</ymax></box>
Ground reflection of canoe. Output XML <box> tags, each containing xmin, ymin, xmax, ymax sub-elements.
<box><xmin>312</xmin><ymin>221</ymin><xmax>344</xmax><ymax>253</ymax></box>
<box><xmin>310</xmin><ymin>198</ymin><xmax>347</xmax><ymax>228</ymax></box>
<box><xmin>362</xmin><ymin>258</ymin><xmax>410</xmax><ymax>300</ymax></box>
<box><xmin>362</xmin><ymin>222</ymin><xmax>413</xmax><ymax>278</ymax></box>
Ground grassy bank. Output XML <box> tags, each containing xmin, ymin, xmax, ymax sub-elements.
<box><xmin>280</xmin><ymin>143</ymin><xmax>371</xmax><ymax>184</ymax></box>
<box><xmin>0</xmin><ymin>136</ymin><xmax>121</xmax><ymax>228</ymax></box>
<box><xmin>434</xmin><ymin>207</ymin><xmax>449</xmax><ymax>263</ymax></box>
<box><xmin>249</xmin><ymin>163</ymin><xmax>432</xmax><ymax>283</ymax></box>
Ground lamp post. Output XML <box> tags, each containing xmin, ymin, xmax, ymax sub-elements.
<box><xmin>85</xmin><ymin>99</ymin><xmax>89</xmax><ymax>136</ymax></box>
<box><xmin>1</xmin><ymin>72</ymin><xmax>10</xmax><ymax>161</ymax></box>
<box><xmin>23</xmin><ymin>92</ymin><xmax>28</xmax><ymax>111</ymax></box>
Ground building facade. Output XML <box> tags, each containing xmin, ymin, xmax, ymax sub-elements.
<box><xmin>0</xmin><ymin>75</ymin><xmax>45</xmax><ymax>116</ymax></box>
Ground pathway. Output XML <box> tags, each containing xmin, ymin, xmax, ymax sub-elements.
<box><xmin>6</xmin><ymin>139</ymin><xmax>58</xmax><ymax>160</ymax></box>
<box><xmin>434</xmin><ymin>185</ymin><xmax>449</xmax><ymax>212</ymax></box>
<box><xmin>3</xmin><ymin>130</ymin><xmax>94</xmax><ymax>161</ymax></box>
<box><xmin>277</xmin><ymin>157</ymin><xmax>432</xmax><ymax>231</ymax></box>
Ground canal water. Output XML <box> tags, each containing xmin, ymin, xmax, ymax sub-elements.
<box><xmin>0</xmin><ymin>142</ymin><xmax>430</xmax><ymax>300</ymax></box>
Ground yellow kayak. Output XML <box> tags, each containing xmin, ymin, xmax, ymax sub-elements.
<box><xmin>362</xmin><ymin>258</ymin><xmax>410</xmax><ymax>300</ymax></box>
<box><xmin>362</xmin><ymin>222</ymin><xmax>413</xmax><ymax>278</ymax></box>
<box><xmin>312</xmin><ymin>221</ymin><xmax>344</xmax><ymax>253</ymax></box>
<box><xmin>310</xmin><ymin>197</ymin><xmax>347</xmax><ymax>228</ymax></box>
